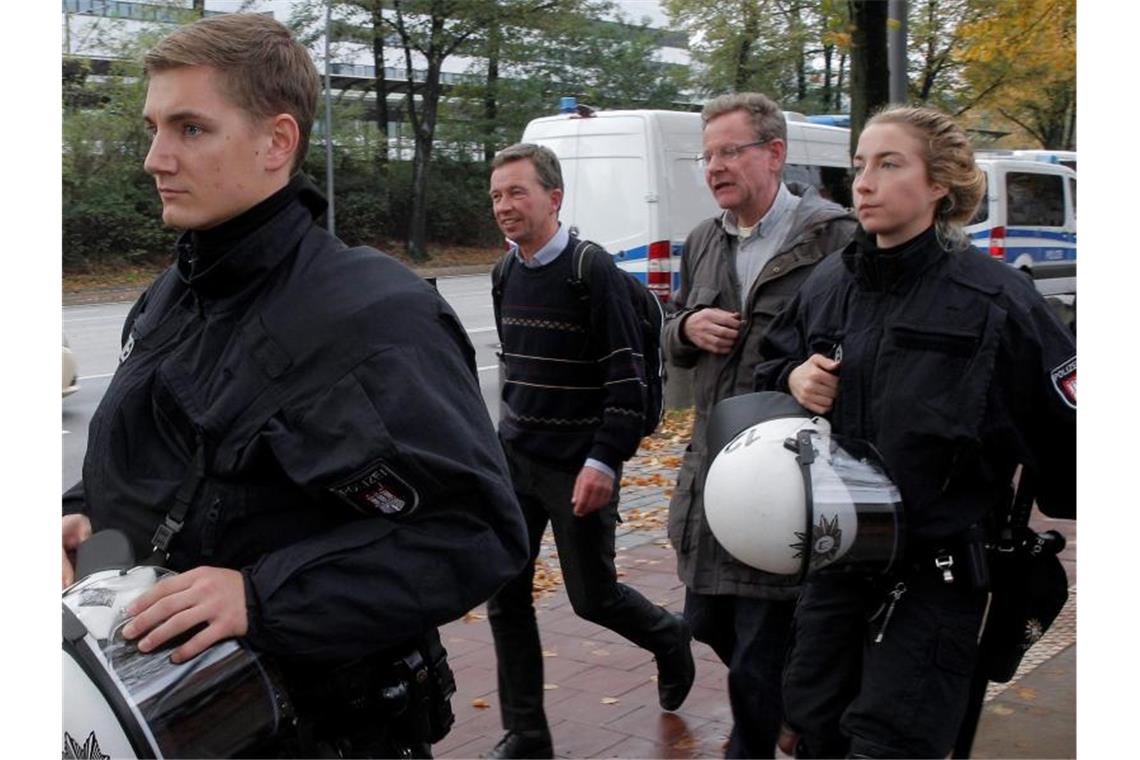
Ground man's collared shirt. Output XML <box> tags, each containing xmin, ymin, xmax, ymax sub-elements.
<box><xmin>722</xmin><ymin>182</ymin><xmax>802</xmax><ymax>305</ymax></box>
<box><xmin>509</xmin><ymin>223</ymin><xmax>570</xmax><ymax>268</ymax></box>
<box><xmin>505</xmin><ymin>222</ymin><xmax>615</xmax><ymax>483</ymax></box>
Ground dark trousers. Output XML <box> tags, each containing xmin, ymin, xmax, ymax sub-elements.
<box><xmin>486</xmin><ymin>443</ymin><xmax>683</xmax><ymax>732</ymax></box>
<box><xmin>783</xmin><ymin>572</ymin><xmax>987</xmax><ymax>758</ymax></box>
<box><xmin>684</xmin><ymin>590</ymin><xmax>795</xmax><ymax>759</ymax></box>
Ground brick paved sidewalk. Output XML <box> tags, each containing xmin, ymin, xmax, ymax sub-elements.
<box><xmin>433</xmin><ymin>422</ymin><xmax>1076</xmax><ymax>759</ymax></box>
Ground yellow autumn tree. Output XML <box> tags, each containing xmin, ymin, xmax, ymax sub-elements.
<box><xmin>955</xmin><ymin>0</ymin><xmax>1075</xmax><ymax>149</ymax></box>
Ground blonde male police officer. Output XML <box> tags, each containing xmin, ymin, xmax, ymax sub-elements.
<box><xmin>61</xmin><ymin>14</ymin><xmax>527</xmax><ymax>757</ymax></box>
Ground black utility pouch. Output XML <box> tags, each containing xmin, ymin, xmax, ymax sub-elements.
<box><xmin>979</xmin><ymin>528</ymin><xmax>1068</xmax><ymax>683</ymax></box>
<box><xmin>961</xmin><ymin>524</ymin><xmax>991</xmax><ymax>590</ymax></box>
<box><xmin>407</xmin><ymin>628</ymin><xmax>455</xmax><ymax>744</ymax></box>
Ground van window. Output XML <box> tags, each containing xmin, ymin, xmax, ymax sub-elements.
<box><xmin>785</xmin><ymin>164</ymin><xmax>852</xmax><ymax>208</ymax></box>
<box><xmin>1069</xmin><ymin>177</ymin><xmax>1076</xmax><ymax>218</ymax></box>
<box><xmin>1006</xmin><ymin>172</ymin><xmax>1065</xmax><ymax>227</ymax></box>
<box><xmin>969</xmin><ymin>174</ymin><xmax>989</xmax><ymax>224</ymax></box>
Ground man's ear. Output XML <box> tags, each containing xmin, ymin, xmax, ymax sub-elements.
<box><xmin>767</xmin><ymin>137</ymin><xmax>787</xmax><ymax>169</ymax></box>
<box><xmin>550</xmin><ymin>187</ymin><xmax>563</xmax><ymax>215</ymax></box>
<box><xmin>263</xmin><ymin>113</ymin><xmax>301</xmax><ymax>172</ymax></box>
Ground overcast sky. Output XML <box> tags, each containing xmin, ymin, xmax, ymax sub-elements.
<box><xmin>617</xmin><ymin>0</ymin><xmax>669</xmax><ymax>28</ymax></box>
<box><xmin>211</xmin><ymin>0</ymin><xmax>671</xmax><ymax>29</ymax></box>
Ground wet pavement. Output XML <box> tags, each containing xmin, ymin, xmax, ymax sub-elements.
<box><xmin>434</xmin><ymin>418</ymin><xmax>1076</xmax><ymax>758</ymax></box>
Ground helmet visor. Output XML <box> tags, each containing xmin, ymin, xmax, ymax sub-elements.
<box><xmin>804</xmin><ymin>435</ymin><xmax>904</xmax><ymax>575</ymax></box>
<box><xmin>63</xmin><ymin>567</ymin><xmax>290</xmax><ymax>758</ymax></box>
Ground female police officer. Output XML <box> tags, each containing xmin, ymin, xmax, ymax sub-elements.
<box><xmin>752</xmin><ymin>106</ymin><xmax>1076</xmax><ymax>758</ymax></box>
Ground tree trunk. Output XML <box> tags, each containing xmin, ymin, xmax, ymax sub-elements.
<box><xmin>733</xmin><ymin>7</ymin><xmax>761</xmax><ymax>91</ymax></box>
<box><xmin>823</xmin><ymin>43</ymin><xmax>834</xmax><ymax>110</ymax></box>
<box><xmin>484</xmin><ymin>21</ymin><xmax>501</xmax><ymax>162</ymax></box>
<box><xmin>408</xmin><ymin>131</ymin><xmax>434</xmax><ymax>261</ymax></box>
<box><xmin>407</xmin><ymin>46</ymin><xmax>444</xmax><ymax>263</ymax></box>
<box><xmin>192</xmin><ymin>0</ymin><xmax>205</xmax><ymax>17</ymax></box>
<box><xmin>1064</xmin><ymin>92</ymin><xmax>1076</xmax><ymax>151</ymax></box>
<box><xmin>837</xmin><ymin>51</ymin><xmax>847</xmax><ymax>110</ymax></box>
<box><xmin>796</xmin><ymin>51</ymin><xmax>807</xmax><ymax>104</ymax></box>
<box><xmin>791</xmin><ymin>1</ymin><xmax>807</xmax><ymax>103</ymax></box>
<box><xmin>371</xmin><ymin>2</ymin><xmax>390</xmax><ymax>167</ymax></box>
<box><xmin>848</xmin><ymin>0</ymin><xmax>890</xmax><ymax>152</ymax></box>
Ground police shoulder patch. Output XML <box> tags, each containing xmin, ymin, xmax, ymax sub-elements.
<box><xmin>1049</xmin><ymin>355</ymin><xmax>1076</xmax><ymax>409</ymax></box>
<box><xmin>329</xmin><ymin>459</ymin><xmax>420</xmax><ymax>516</ymax></box>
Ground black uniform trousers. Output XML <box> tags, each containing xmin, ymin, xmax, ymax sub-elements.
<box><xmin>487</xmin><ymin>440</ymin><xmax>684</xmax><ymax>732</ymax></box>
<box><xmin>783</xmin><ymin>571</ymin><xmax>988</xmax><ymax>758</ymax></box>
<box><xmin>683</xmin><ymin>590</ymin><xmax>795</xmax><ymax>758</ymax></box>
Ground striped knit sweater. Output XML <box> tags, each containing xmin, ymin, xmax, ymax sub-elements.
<box><xmin>498</xmin><ymin>237</ymin><xmax>647</xmax><ymax>471</ymax></box>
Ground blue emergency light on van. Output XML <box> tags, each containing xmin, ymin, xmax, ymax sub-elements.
<box><xmin>806</xmin><ymin>114</ymin><xmax>850</xmax><ymax>128</ymax></box>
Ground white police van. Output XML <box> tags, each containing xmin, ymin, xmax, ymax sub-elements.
<box><xmin>520</xmin><ymin>100</ymin><xmax>851</xmax><ymax>302</ymax></box>
<box><xmin>1011</xmin><ymin>149</ymin><xmax>1076</xmax><ymax>172</ymax></box>
<box><xmin>967</xmin><ymin>155</ymin><xmax>1076</xmax><ymax>290</ymax></box>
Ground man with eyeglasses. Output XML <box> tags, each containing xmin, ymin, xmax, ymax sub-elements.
<box><xmin>662</xmin><ymin>92</ymin><xmax>855</xmax><ymax>758</ymax></box>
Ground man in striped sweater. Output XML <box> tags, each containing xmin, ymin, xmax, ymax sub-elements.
<box><xmin>483</xmin><ymin>143</ymin><xmax>695</xmax><ymax>759</ymax></box>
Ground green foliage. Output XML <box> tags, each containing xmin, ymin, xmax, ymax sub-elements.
<box><xmin>442</xmin><ymin>6</ymin><xmax>689</xmax><ymax>151</ymax></box>
<box><xmin>955</xmin><ymin>0</ymin><xmax>1075</xmax><ymax>149</ymax></box>
<box><xmin>63</xmin><ymin>169</ymin><xmax>176</xmax><ymax>270</ymax></box>
<box><xmin>62</xmin><ymin>35</ymin><xmax>179</xmax><ymax>270</ymax></box>
<box><xmin>662</xmin><ymin>0</ymin><xmax>849</xmax><ymax>113</ymax></box>
<box><xmin>659</xmin><ymin>0</ymin><xmax>1075</xmax><ymax>151</ymax></box>
<box><xmin>301</xmin><ymin>149</ymin><xmax>500</xmax><ymax>250</ymax></box>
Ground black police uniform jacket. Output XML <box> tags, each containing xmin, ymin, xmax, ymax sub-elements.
<box><xmin>62</xmin><ymin>177</ymin><xmax>529</xmax><ymax>664</ymax></box>
<box><xmin>753</xmin><ymin>226</ymin><xmax>1076</xmax><ymax>542</ymax></box>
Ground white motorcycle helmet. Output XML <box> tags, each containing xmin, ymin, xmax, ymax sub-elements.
<box><xmin>703</xmin><ymin>392</ymin><xmax>904</xmax><ymax>579</ymax></box>
<box><xmin>62</xmin><ymin>530</ymin><xmax>293</xmax><ymax>759</ymax></box>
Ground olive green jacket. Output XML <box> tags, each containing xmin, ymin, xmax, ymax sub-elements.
<box><xmin>664</xmin><ymin>182</ymin><xmax>856</xmax><ymax>598</ymax></box>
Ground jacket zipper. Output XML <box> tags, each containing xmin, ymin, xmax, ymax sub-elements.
<box><xmin>711</xmin><ymin>234</ymin><xmax>824</xmax><ymax>394</ymax></box>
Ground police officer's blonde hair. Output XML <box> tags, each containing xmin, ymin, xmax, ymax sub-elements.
<box><xmin>144</xmin><ymin>14</ymin><xmax>320</xmax><ymax>173</ymax></box>
<box><xmin>701</xmin><ymin>92</ymin><xmax>788</xmax><ymax>147</ymax></box>
<box><xmin>865</xmin><ymin>106</ymin><xmax>986</xmax><ymax>251</ymax></box>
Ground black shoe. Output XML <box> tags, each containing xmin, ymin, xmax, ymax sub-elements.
<box><xmin>656</xmin><ymin>613</ymin><xmax>696</xmax><ymax>711</ymax></box>
<box><xmin>486</xmin><ymin>729</ymin><xmax>554</xmax><ymax>759</ymax></box>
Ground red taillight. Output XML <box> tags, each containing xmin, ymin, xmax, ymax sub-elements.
<box><xmin>989</xmin><ymin>226</ymin><xmax>1006</xmax><ymax>259</ymax></box>
<box><xmin>647</xmin><ymin>240</ymin><xmax>672</xmax><ymax>303</ymax></box>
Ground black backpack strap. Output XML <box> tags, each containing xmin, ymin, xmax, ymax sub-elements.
<box><xmin>570</xmin><ymin>238</ymin><xmax>604</xmax><ymax>298</ymax></box>
<box><xmin>490</xmin><ymin>250</ymin><xmax>515</xmax><ymax>337</ymax></box>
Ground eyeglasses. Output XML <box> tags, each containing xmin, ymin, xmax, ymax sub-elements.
<box><xmin>695</xmin><ymin>139</ymin><xmax>770</xmax><ymax>167</ymax></box>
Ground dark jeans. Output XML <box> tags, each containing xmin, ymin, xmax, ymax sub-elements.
<box><xmin>683</xmin><ymin>590</ymin><xmax>795</xmax><ymax>759</ymax></box>
<box><xmin>486</xmin><ymin>442</ymin><xmax>683</xmax><ymax>732</ymax></box>
<box><xmin>783</xmin><ymin>572</ymin><xmax>987</xmax><ymax>758</ymax></box>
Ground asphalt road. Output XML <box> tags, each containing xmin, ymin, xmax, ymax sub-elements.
<box><xmin>61</xmin><ymin>273</ymin><xmax>502</xmax><ymax>489</ymax></box>
<box><xmin>61</xmin><ymin>271</ymin><xmax>1077</xmax><ymax>489</ymax></box>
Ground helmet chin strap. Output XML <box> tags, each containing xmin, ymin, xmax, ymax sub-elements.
<box><xmin>786</xmin><ymin>428</ymin><xmax>820</xmax><ymax>583</ymax></box>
